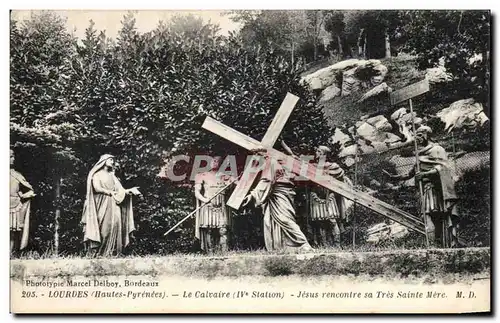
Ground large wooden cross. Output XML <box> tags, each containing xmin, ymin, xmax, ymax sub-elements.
<box><xmin>202</xmin><ymin>93</ymin><xmax>426</xmax><ymax>234</ymax></box>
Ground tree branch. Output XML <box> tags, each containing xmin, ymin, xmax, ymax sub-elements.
<box><xmin>457</xmin><ymin>11</ymin><xmax>463</xmax><ymax>34</ymax></box>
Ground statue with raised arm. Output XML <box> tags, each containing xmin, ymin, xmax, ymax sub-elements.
<box><xmin>81</xmin><ymin>154</ymin><xmax>142</xmax><ymax>257</ymax></box>
<box><xmin>385</xmin><ymin>126</ymin><xmax>460</xmax><ymax>248</ymax></box>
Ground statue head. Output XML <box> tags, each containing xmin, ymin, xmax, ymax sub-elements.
<box><xmin>315</xmin><ymin>145</ymin><xmax>331</xmax><ymax>160</ymax></box>
<box><xmin>210</xmin><ymin>156</ymin><xmax>222</xmax><ymax>171</ymax></box>
<box><xmin>416</xmin><ymin>125</ymin><xmax>432</xmax><ymax>147</ymax></box>
<box><xmin>104</xmin><ymin>157</ymin><xmax>115</xmax><ymax>169</ymax></box>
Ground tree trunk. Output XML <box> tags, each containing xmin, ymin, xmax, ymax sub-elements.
<box><xmin>54</xmin><ymin>176</ymin><xmax>61</xmax><ymax>256</ymax></box>
<box><xmin>357</xmin><ymin>28</ymin><xmax>364</xmax><ymax>57</ymax></box>
<box><xmin>291</xmin><ymin>42</ymin><xmax>295</xmax><ymax>66</ymax></box>
<box><xmin>337</xmin><ymin>35</ymin><xmax>343</xmax><ymax>56</ymax></box>
<box><xmin>384</xmin><ymin>29</ymin><xmax>391</xmax><ymax>58</ymax></box>
<box><xmin>363</xmin><ymin>33</ymin><xmax>367</xmax><ymax>59</ymax></box>
<box><xmin>313</xmin><ymin>11</ymin><xmax>319</xmax><ymax>60</ymax></box>
<box><xmin>483</xmin><ymin>48</ymin><xmax>490</xmax><ymax>118</ymax></box>
<box><xmin>313</xmin><ymin>36</ymin><xmax>318</xmax><ymax>61</ymax></box>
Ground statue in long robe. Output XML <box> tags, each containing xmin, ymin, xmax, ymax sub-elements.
<box><xmin>387</xmin><ymin>126</ymin><xmax>460</xmax><ymax>248</ymax></box>
<box><xmin>194</xmin><ymin>157</ymin><xmax>236</xmax><ymax>253</ymax></box>
<box><xmin>10</xmin><ymin>149</ymin><xmax>36</xmax><ymax>257</ymax></box>
<box><xmin>81</xmin><ymin>154</ymin><xmax>141</xmax><ymax>257</ymax></box>
<box><xmin>242</xmin><ymin>149</ymin><xmax>312</xmax><ymax>253</ymax></box>
<box><xmin>306</xmin><ymin>146</ymin><xmax>352</xmax><ymax>247</ymax></box>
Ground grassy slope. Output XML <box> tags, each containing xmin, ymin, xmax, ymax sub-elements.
<box><xmin>306</xmin><ymin>55</ymin><xmax>491</xmax><ymax>247</ymax></box>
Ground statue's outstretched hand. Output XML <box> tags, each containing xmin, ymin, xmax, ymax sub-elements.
<box><xmin>20</xmin><ymin>191</ymin><xmax>36</xmax><ymax>199</ymax></box>
<box><xmin>128</xmin><ymin>187</ymin><xmax>142</xmax><ymax>196</ymax></box>
<box><xmin>241</xmin><ymin>195</ymin><xmax>253</xmax><ymax>207</ymax></box>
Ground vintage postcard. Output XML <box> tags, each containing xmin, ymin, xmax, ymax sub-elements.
<box><xmin>9</xmin><ymin>9</ymin><xmax>491</xmax><ymax>314</ymax></box>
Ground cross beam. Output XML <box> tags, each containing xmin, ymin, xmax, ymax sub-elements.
<box><xmin>225</xmin><ymin>93</ymin><xmax>299</xmax><ymax>209</ymax></box>
<box><xmin>202</xmin><ymin>115</ymin><xmax>426</xmax><ymax>235</ymax></box>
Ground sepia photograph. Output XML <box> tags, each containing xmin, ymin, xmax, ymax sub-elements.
<box><xmin>8</xmin><ymin>7</ymin><xmax>491</xmax><ymax>314</ymax></box>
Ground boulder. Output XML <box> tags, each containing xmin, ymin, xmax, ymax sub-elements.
<box><xmin>390</xmin><ymin>107</ymin><xmax>416</xmax><ymax>126</ymax></box>
<box><xmin>308</xmin><ymin>77</ymin><xmax>324</xmax><ymax>91</ymax></box>
<box><xmin>355</xmin><ymin>59</ymin><xmax>388</xmax><ymax>85</ymax></box>
<box><xmin>342</xmin><ymin>60</ymin><xmax>388</xmax><ymax>96</ymax></box>
<box><xmin>357</xmin><ymin>143</ymin><xmax>375</xmax><ymax>155</ymax></box>
<box><xmin>371</xmin><ymin>64</ymin><xmax>389</xmax><ymax>86</ymax></box>
<box><xmin>356</xmin><ymin>122</ymin><xmax>377</xmax><ymax>139</ymax></box>
<box><xmin>366</xmin><ymin>222</ymin><xmax>409</xmax><ymax>244</ymax></box>
<box><xmin>341</xmin><ymin>67</ymin><xmax>362</xmax><ymax>96</ymax></box>
<box><xmin>437</xmin><ymin>98</ymin><xmax>489</xmax><ymax>132</ymax></box>
<box><xmin>329</xmin><ymin>58</ymin><xmax>362</xmax><ymax>70</ymax></box>
<box><xmin>330</xmin><ymin>128</ymin><xmax>352</xmax><ymax>147</ymax></box>
<box><xmin>300</xmin><ymin>59</ymin><xmax>361</xmax><ymax>91</ymax></box>
<box><xmin>425</xmin><ymin>65</ymin><xmax>453</xmax><ymax>84</ymax></box>
<box><xmin>338</xmin><ymin>144</ymin><xmax>358</xmax><ymax>158</ymax></box>
<box><xmin>357</xmin><ymin>82</ymin><xmax>392</xmax><ymax>103</ymax></box>
<box><xmin>319</xmin><ymin>84</ymin><xmax>341</xmax><ymax>102</ymax></box>
<box><xmin>390</xmin><ymin>107</ymin><xmax>407</xmax><ymax>121</ymax></box>
<box><xmin>366</xmin><ymin>115</ymin><xmax>392</xmax><ymax>132</ymax></box>
<box><xmin>399</xmin><ymin>112</ymin><xmax>417</xmax><ymax>125</ymax></box>
<box><xmin>300</xmin><ymin>58</ymin><xmax>388</xmax><ymax>95</ymax></box>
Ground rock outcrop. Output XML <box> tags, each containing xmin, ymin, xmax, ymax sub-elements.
<box><xmin>425</xmin><ymin>65</ymin><xmax>453</xmax><ymax>84</ymax></box>
<box><xmin>357</xmin><ymin>82</ymin><xmax>392</xmax><ymax>103</ymax></box>
<box><xmin>366</xmin><ymin>221</ymin><xmax>409</xmax><ymax>244</ymax></box>
<box><xmin>437</xmin><ymin>98</ymin><xmax>489</xmax><ymax>132</ymax></box>
<box><xmin>300</xmin><ymin>59</ymin><xmax>360</xmax><ymax>91</ymax></box>
<box><xmin>300</xmin><ymin>59</ymin><xmax>388</xmax><ymax>97</ymax></box>
<box><xmin>319</xmin><ymin>84</ymin><xmax>341</xmax><ymax>102</ymax></box>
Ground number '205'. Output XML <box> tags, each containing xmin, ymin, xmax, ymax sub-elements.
<box><xmin>21</xmin><ymin>291</ymin><xmax>36</xmax><ymax>298</ymax></box>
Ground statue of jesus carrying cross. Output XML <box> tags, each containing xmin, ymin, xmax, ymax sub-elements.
<box><xmin>241</xmin><ymin>147</ymin><xmax>313</xmax><ymax>252</ymax></box>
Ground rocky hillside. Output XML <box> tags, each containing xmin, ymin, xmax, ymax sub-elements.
<box><xmin>300</xmin><ymin>55</ymin><xmax>491</xmax><ymax>246</ymax></box>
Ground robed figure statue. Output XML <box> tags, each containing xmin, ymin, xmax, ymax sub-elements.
<box><xmin>81</xmin><ymin>154</ymin><xmax>141</xmax><ymax>257</ymax></box>
<box><xmin>10</xmin><ymin>149</ymin><xmax>36</xmax><ymax>257</ymax></box>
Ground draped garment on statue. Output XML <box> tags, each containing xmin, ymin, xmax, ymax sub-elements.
<box><xmin>10</xmin><ymin>169</ymin><xmax>33</xmax><ymax>250</ymax></box>
<box><xmin>250</xmin><ymin>163</ymin><xmax>311</xmax><ymax>252</ymax></box>
<box><xmin>307</xmin><ymin>162</ymin><xmax>353</xmax><ymax>223</ymax></box>
<box><xmin>417</xmin><ymin>143</ymin><xmax>459</xmax><ymax>247</ymax></box>
<box><xmin>194</xmin><ymin>171</ymin><xmax>233</xmax><ymax>251</ymax></box>
<box><xmin>81</xmin><ymin>155</ymin><xmax>135</xmax><ymax>256</ymax></box>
